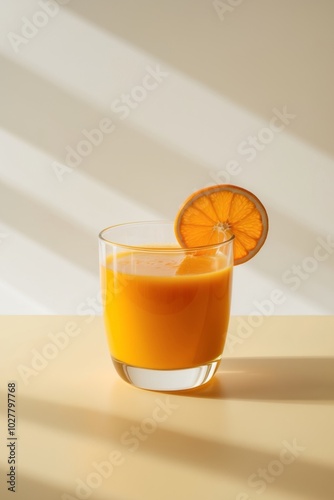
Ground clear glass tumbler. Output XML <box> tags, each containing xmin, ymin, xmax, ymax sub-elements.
<box><xmin>99</xmin><ymin>221</ymin><xmax>234</xmax><ymax>391</ymax></box>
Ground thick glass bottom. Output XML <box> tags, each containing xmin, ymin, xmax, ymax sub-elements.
<box><xmin>112</xmin><ymin>357</ymin><xmax>221</xmax><ymax>391</ymax></box>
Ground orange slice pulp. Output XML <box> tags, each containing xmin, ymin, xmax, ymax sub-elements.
<box><xmin>174</xmin><ymin>184</ymin><xmax>269</xmax><ymax>265</ymax></box>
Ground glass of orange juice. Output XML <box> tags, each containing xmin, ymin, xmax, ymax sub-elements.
<box><xmin>99</xmin><ymin>221</ymin><xmax>234</xmax><ymax>391</ymax></box>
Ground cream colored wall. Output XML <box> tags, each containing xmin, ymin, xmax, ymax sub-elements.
<box><xmin>0</xmin><ymin>0</ymin><xmax>333</xmax><ymax>314</ymax></box>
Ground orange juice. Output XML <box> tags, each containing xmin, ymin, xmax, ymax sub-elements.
<box><xmin>101</xmin><ymin>250</ymin><xmax>232</xmax><ymax>370</ymax></box>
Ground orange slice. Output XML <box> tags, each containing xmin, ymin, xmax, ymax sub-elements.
<box><xmin>175</xmin><ymin>184</ymin><xmax>269</xmax><ymax>265</ymax></box>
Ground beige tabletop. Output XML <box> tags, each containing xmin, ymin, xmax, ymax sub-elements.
<box><xmin>0</xmin><ymin>316</ymin><xmax>334</xmax><ymax>500</ymax></box>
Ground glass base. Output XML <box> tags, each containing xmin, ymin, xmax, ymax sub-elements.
<box><xmin>112</xmin><ymin>357</ymin><xmax>221</xmax><ymax>391</ymax></box>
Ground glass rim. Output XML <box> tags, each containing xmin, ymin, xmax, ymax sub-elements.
<box><xmin>98</xmin><ymin>220</ymin><xmax>235</xmax><ymax>252</ymax></box>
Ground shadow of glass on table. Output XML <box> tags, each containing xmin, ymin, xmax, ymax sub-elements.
<box><xmin>1</xmin><ymin>363</ymin><xmax>334</xmax><ymax>500</ymax></box>
<box><xmin>176</xmin><ymin>356</ymin><xmax>334</xmax><ymax>402</ymax></box>
<box><xmin>2</xmin><ymin>384</ymin><xmax>333</xmax><ymax>500</ymax></box>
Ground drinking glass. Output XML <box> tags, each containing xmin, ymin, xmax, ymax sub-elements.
<box><xmin>99</xmin><ymin>221</ymin><xmax>234</xmax><ymax>391</ymax></box>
